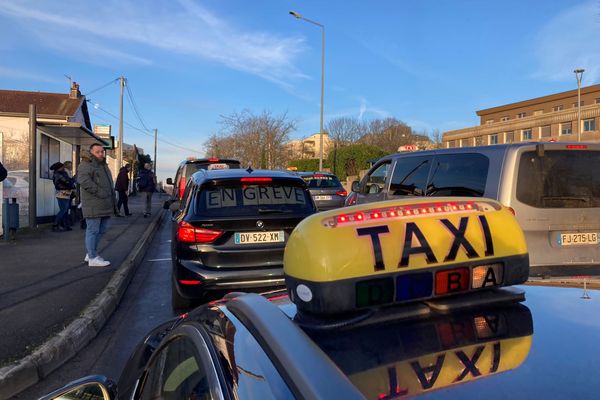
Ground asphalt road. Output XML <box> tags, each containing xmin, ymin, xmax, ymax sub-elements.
<box><xmin>12</xmin><ymin>215</ymin><xmax>177</xmax><ymax>399</ymax></box>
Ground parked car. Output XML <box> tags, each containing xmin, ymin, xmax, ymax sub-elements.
<box><xmin>298</xmin><ymin>172</ymin><xmax>347</xmax><ymax>211</ymax></box>
<box><xmin>345</xmin><ymin>142</ymin><xmax>600</xmax><ymax>272</ymax></box>
<box><xmin>166</xmin><ymin>158</ymin><xmax>242</xmax><ymax>203</ymax></box>
<box><xmin>169</xmin><ymin>168</ymin><xmax>316</xmax><ymax>308</ymax></box>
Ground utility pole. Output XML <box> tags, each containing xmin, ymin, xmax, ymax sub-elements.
<box><xmin>118</xmin><ymin>76</ymin><xmax>126</xmax><ymax>168</ymax></box>
<box><xmin>574</xmin><ymin>69</ymin><xmax>585</xmax><ymax>142</ymax></box>
<box><xmin>28</xmin><ymin>104</ymin><xmax>37</xmax><ymax>229</ymax></box>
<box><xmin>153</xmin><ymin>128</ymin><xmax>157</xmax><ymax>176</ymax></box>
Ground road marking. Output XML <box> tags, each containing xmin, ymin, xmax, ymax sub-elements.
<box><xmin>148</xmin><ymin>258</ymin><xmax>171</xmax><ymax>262</ymax></box>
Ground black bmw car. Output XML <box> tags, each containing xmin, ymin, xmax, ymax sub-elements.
<box><xmin>169</xmin><ymin>168</ymin><xmax>316</xmax><ymax>309</ymax></box>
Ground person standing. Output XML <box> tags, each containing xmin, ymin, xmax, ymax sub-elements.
<box><xmin>115</xmin><ymin>164</ymin><xmax>132</xmax><ymax>217</ymax></box>
<box><xmin>50</xmin><ymin>162</ymin><xmax>75</xmax><ymax>231</ymax></box>
<box><xmin>78</xmin><ymin>143</ymin><xmax>116</xmax><ymax>267</ymax></box>
<box><xmin>0</xmin><ymin>161</ymin><xmax>6</xmax><ymax>182</ymax></box>
<box><xmin>138</xmin><ymin>162</ymin><xmax>156</xmax><ymax>218</ymax></box>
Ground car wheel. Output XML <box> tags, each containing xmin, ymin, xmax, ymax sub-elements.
<box><xmin>171</xmin><ymin>279</ymin><xmax>193</xmax><ymax>310</ymax></box>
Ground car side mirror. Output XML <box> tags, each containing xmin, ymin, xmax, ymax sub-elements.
<box><xmin>166</xmin><ymin>177</ymin><xmax>173</xmax><ymax>185</ymax></box>
<box><xmin>169</xmin><ymin>200</ymin><xmax>181</xmax><ymax>212</ymax></box>
<box><xmin>351</xmin><ymin>181</ymin><xmax>360</xmax><ymax>192</ymax></box>
<box><xmin>40</xmin><ymin>375</ymin><xmax>117</xmax><ymax>400</ymax></box>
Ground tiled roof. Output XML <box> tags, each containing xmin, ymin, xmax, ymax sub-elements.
<box><xmin>0</xmin><ymin>90</ymin><xmax>83</xmax><ymax>117</ymax></box>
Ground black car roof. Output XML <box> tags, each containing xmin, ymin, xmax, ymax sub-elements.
<box><xmin>192</xmin><ymin>284</ymin><xmax>600</xmax><ymax>399</ymax></box>
<box><xmin>190</xmin><ymin>168</ymin><xmax>305</xmax><ymax>184</ymax></box>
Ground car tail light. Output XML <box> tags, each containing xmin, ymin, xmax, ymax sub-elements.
<box><xmin>178</xmin><ymin>176</ymin><xmax>186</xmax><ymax>199</ymax></box>
<box><xmin>179</xmin><ymin>279</ymin><xmax>202</xmax><ymax>285</ymax></box>
<box><xmin>566</xmin><ymin>144</ymin><xmax>587</xmax><ymax>149</ymax></box>
<box><xmin>208</xmin><ymin>157</ymin><xmax>220</xmax><ymax>162</ymax></box>
<box><xmin>240</xmin><ymin>177</ymin><xmax>272</xmax><ymax>183</ymax></box>
<box><xmin>177</xmin><ymin>221</ymin><xmax>223</xmax><ymax>243</ymax></box>
<box><xmin>336</xmin><ymin>190</ymin><xmax>348</xmax><ymax>197</ymax></box>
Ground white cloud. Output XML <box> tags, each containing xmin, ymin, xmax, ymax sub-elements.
<box><xmin>0</xmin><ymin>66</ymin><xmax>59</xmax><ymax>83</ymax></box>
<box><xmin>0</xmin><ymin>0</ymin><xmax>308</xmax><ymax>85</ymax></box>
<box><xmin>532</xmin><ymin>1</ymin><xmax>600</xmax><ymax>83</ymax></box>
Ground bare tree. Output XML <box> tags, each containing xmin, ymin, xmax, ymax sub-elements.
<box><xmin>326</xmin><ymin>117</ymin><xmax>366</xmax><ymax>147</ymax></box>
<box><xmin>360</xmin><ymin>117</ymin><xmax>415</xmax><ymax>153</ymax></box>
<box><xmin>206</xmin><ymin>110</ymin><xmax>296</xmax><ymax>169</ymax></box>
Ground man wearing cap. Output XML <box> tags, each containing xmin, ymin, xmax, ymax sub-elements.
<box><xmin>77</xmin><ymin>143</ymin><xmax>116</xmax><ymax>267</ymax></box>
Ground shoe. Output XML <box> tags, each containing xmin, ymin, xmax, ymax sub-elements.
<box><xmin>143</xmin><ymin>213</ymin><xmax>150</xmax><ymax>218</ymax></box>
<box><xmin>63</xmin><ymin>225</ymin><xmax>73</xmax><ymax>231</ymax></box>
<box><xmin>51</xmin><ymin>225</ymin><xmax>60</xmax><ymax>232</ymax></box>
<box><xmin>84</xmin><ymin>254</ymin><xmax>89</xmax><ymax>262</ymax></box>
<box><xmin>116</xmin><ymin>213</ymin><xmax>124</xmax><ymax>218</ymax></box>
<box><xmin>89</xmin><ymin>256</ymin><xmax>111</xmax><ymax>267</ymax></box>
<box><xmin>125</xmin><ymin>213</ymin><xmax>133</xmax><ymax>216</ymax></box>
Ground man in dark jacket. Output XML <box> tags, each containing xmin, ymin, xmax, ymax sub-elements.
<box><xmin>78</xmin><ymin>143</ymin><xmax>116</xmax><ymax>267</ymax></box>
<box><xmin>115</xmin><ymin>164</ymin><xmax>132</xmax><ymax>217</ymax></box>
<box><xmin>138</xmin><ymin>162</ymin><xmax>156</xmax><ymax>218</ymax></box>
<box><xmin>50</xmin><ymin>162</ymin><xmax>75</xmax><ymax>231</ymax></box>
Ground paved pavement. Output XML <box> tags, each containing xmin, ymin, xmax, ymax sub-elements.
<box><xmin>0</xmin><ymin>193</ymin><xmax>167</xmax><ymax>398</ymax></box>
<box><xmin>12</xmin><ymin>213</ymin><xmax>177</xmax><ymax>399</ymax></box>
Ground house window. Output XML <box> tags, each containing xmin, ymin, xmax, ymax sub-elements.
<box><xmin>460</xmin><ymin>138</ymin><xmax>471</xmax><ymax>147</ymax></box>
<box><xmin>489</xmin><ymin>134</ymin><xmax>498</xmax><ymax>145</ymax></box>
<box><xmin>522</xmin><ymin>129</ymin><xmax>533</xmax><ymax>140</ymax></box>
<box><xmin>447</xmin><ymin>140</ymin><xmax>456</xmax><ymax>148</ymax></box>
<box><xmin>516</xmin><ymin>112</ymin><xmax>526</xmax><ymax>119</ymax></box>
<box><xmin>540</xmin><ymin>125</ymin><xmax>551</xmax><ymax>138</ymax></box>
<box><xmin>505</xmin><ymin>131</ymin><xmax>514</xmax><ymax>143</ymax></box>
<box><xmin>573</xmin><ymin>101</ymin><xmax>584</xmax><ymax>107</ymax></box>
<box><xmin>583</xmin><ymin>118</ymin><xmax>596</xmax><ymax>132</ymax></box>
<box><xmin>595</xmin><ymin>98</ymin><xmax>600</xmax><ymax>104</ymax></box>
<box><xmin>485</xmin><ymin>120</ymin><xmax>494</xmax><ymax>125</ymax></box>
<box><xmin>40</xmin><ymin>134</ymin><xmax>61</xmax><ymax>179</ymax></box>
<box><xmin>533</xmin><ymin>110</ymin><xmax>543</xmax><ymax>116</ymax></box>
<box><xmin>553</xmin><ymin>105</ymin><xmax>564</xmax><ymax>112</ymax></box>
<box><xmin>561</xmin><ymin>122</ymin><xmax>572</xmax><ymax>135</ymax></box>
<box><xmin>500</xmin><ymin>116</ymin><xmax>510</xmax><ymax>122</ymax></box>
<box><xmin>475</xmin><ymin>136</ymin><xmax>485</xmax><ymax>146</ymax></box>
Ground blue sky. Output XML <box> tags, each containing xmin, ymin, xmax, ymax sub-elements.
<box><xmin>0</xmin><ymin>0</ymin><xmax>599</xmax><ymax>180</ymax></box>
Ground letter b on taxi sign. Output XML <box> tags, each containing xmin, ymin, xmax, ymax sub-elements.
<box><xmin>435</xmin><ymin>268</ymin><xmax>469</xmax><ymax>295</ymax></box>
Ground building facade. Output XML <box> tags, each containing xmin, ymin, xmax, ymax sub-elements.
<box><xmin>443</xmin><ymin>84</ymin><xmax>600</xmax><ymax>148</ymax></box>
<box><xmin>286</xmin><ymin>132</ymin><xmax>332</xmax><ymax>160</ymax></box>
<box><xmin>0</xmin><ymin>83</ymin><xmax>110</xmax><ymax>230</ymax></box>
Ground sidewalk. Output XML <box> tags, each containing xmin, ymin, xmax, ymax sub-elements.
<box><xmin>0</xmin><ymin>193</ymin><xmax>166</xmax><ymax>395</ymax></box>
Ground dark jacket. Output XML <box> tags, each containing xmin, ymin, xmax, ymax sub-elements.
<box><xmin>138</xmin><ymin>169</ymin><xmax>156</xmax><ymax>193</ymax></box>
<box><xmin>0</xmin><ymin>161</ymin><xmax>6</xmax><ymax>182</ymax></box>
<box><xmin>52</xmin><ymin>170</ymin><xmax>74</xmax><ymax>190</ymax></box>
<box><xmin>115</xmin><ymin>167</ymin><xmax>130</xmax><ymax>192</ymax></box>
<box><xmin>78</xmin><ymin>152</ymin><xmax>116</xmax><ymax>218</ymax></box>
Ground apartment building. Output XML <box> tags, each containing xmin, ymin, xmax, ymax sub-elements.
<box><xmin>443</xmin><ymin>84</ymin><xmax>600</xmax><ymax>148</ymax></box>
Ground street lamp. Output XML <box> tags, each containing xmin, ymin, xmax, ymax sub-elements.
<box><xmin>290</xmin><ymin>10</ymin><xmax>325</xmax><ymax>171</ymax></box>
<box><xmin>574</xmin><ymin>68</ymin><xmax>585</xmax><ymax>142</ymax></box>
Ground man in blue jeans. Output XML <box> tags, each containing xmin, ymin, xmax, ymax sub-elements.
<box><xmin>77</xmin><ymin>143</ymin><xmax>116</xmax><ymax>267</ymax></box>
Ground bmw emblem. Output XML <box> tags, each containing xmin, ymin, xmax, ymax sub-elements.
<box><xmin>256</xmin><ymin>220</ymin><xmax>264</xmax><ymax>229</ymax></box>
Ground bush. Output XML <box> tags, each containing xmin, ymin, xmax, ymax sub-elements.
<box><xmin>327</xmin><ymin>144</ymin><xmax>386</xmax><ymax>180</ymax></box>
<box><xmin>287</xmin><ymin>158</ymin><xmax>324</xmax><ymax>172</ymax></box>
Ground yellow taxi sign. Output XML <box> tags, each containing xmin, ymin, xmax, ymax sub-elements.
<box><xmin>284</xmin><ymin>198</ymin><xmax>529</xmax><ymax>314</ymax></box>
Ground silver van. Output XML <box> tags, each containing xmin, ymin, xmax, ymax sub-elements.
<box><xmin>347</xmin><ymin>142</ymin><xmax>600</xmax><ymax>274</ymax></box>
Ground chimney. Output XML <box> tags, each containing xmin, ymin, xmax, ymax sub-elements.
<box><xmin>70</xmin><ymin>81</ymin><xmax>80</xmax><ymax>99</ymax></box>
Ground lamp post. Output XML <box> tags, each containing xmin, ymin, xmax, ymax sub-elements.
<box><xmin>574</xmin><ymin>69</ymin><xmax>585</xmax><ymax>142</ymax></box>
<box><xmin>290</xmin><ymin>10</ymin><xmax>325</xmax><ymax>171</ymax></box>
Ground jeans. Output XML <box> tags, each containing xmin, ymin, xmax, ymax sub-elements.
<box><xmin>144</xmin><ymin>191</ymin><xmax>153</xmax><ymax>214</ymax></box>
<box><xmin>85</xmin><ymin>216</ymin><xmax>110</xmax><ymax>258</ymax></box>
<box><xmin>54</xmin><ymin>198</ymin><xmax>71</xmax><ymax>227</ymax></box>
<box><xmin>117</xmin><ymin>190</ymin><xmax>129</xmax><ymax>214</ymax></box>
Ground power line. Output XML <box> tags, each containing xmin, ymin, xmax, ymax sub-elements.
<box><xmin>84</xmin><ymin>78</ymin><xmax>119</xmax><ymax>97</ymax></box>
<box><xmin>86</xmin><ymin>99</ymin><xmax>203</xmax><ymax>154</ymax></box>
<box><xmin>125</xmin><ymin>82</ymin><xmax>150</xmax><ymax>132</ymax></box>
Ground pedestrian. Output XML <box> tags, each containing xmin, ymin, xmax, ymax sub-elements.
<box><xmin>50</xmin><ymin>162</ymin><xmax>75</xmax><ymax>232</ymax></box>
<box><xmin>138</xmin><ymin>162</ymin><xmax>156</xmax><ymax>218</ymax></box>
<box><xmin>63</xmin><ymin>161</ymin><xmax>76</xmax><ymax>227</ymax></box>
<box><xmin>78</xmin><ymin>143</ymin><xmax>116</xmax><ymax>267</ymax></box>
<box><xmin>0</xmin><ymin>161</ymin><xmax>6</xmax><ymax>182</ymax></box>
<box><xmin>115</xmin><ymin>164</ymin><xmax>132</xmax><ymax>217</ymax></box>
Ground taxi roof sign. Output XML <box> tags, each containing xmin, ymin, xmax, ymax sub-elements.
<box><xmin>284</xmin><ymin>197</ymin><xmax>529</xmax><ymax>314</ymax></box>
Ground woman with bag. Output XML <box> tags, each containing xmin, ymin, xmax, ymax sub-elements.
<box><xmin>51</xmin><ymin>161</ymin><xmax>75</xmax><ymax>231</ymax></box>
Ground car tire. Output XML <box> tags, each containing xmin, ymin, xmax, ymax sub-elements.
<box><xmin>171</xmin><ymin>279</ymin><xmax>192</xmax><ymax>310</ymax></box>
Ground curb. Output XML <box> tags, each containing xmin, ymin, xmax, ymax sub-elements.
<box><xmin>0</xmin><ymin>209</ymin><xmax>166</xmax><ymax>400</ymax></box>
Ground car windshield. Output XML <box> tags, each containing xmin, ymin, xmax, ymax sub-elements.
<box><xmin>195</xmin><ymin>183</ymin><xmax>314</xmax><ymax>217</ymax></box>
<box><xmin>303</xmin><ymin>175</ymin><xmax>342</xmax><ymax>189</ymax></box>
<box><xmin>516</xmin><ymin>150</ymin><xmax>600</xmax><ymax>208</ymax></box>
